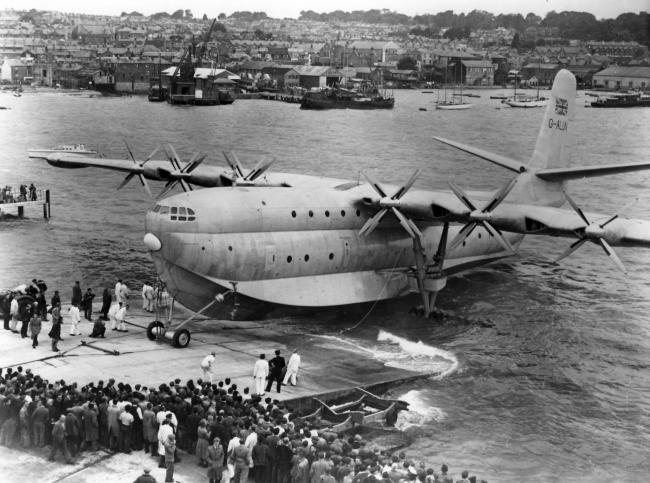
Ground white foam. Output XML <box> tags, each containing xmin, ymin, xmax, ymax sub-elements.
<box><xmin>377</xmin><ymin>330</ymin><xmax>459</xmax><ymax>378</ymax></box>
<box><xmin>395</xmin><ymin>389</ymin><xmax>446</xmax><ymax>430</ymax></box>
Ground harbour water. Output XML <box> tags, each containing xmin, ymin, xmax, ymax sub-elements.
<box><xmin>0</xmin><ymin>87</ymin><xmax>649</xmax><ymax>482</ymax></box>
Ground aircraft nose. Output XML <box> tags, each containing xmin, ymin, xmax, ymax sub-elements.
<box><xmin>143</xmin><ymin>233</ymin><xmax>162</xmax><ymax>252</ymax></box>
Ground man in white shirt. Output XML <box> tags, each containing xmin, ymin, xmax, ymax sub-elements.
<box><xmin>9</xmin><ymin>295</ymin><xmax>19</xmax><ymax>331</ymax></box>
<box><xmin>115</xmin><ymin>303</ymin><xmax>128</xmax><ymax>332</ymax></box>
<box><xmin>253</xmin><ymin>353</ymin><xmax>269</xmax><ymax>396</ymax></box>
<box><xmin>108</xmin><ymin>302</ymin><xmax>120</xmax><ymax>330</ymax></box>
<box><xmin>141</xmin><ymin>283</ymin><xmax>149</xmax><ymax>310</ymax></box>
<box><xmin>115</xmin><ymin>279</ymin><xmax>123</xmax><ymax>304</ymax></box>
<box><xmin>283</xmin><ymin>349</ymin><xmax>301</xmax><ymax>386</ymax></box>
<box><xmin>69</xmin><ymin>303</ymin><xmax>81</xmax><ymax>336</ymax></box>
<box><xmin>119</xmin><ymin>282</ymin><xmax>130</xmax><ymax>305</ymax></box>
<box><xmin>201</xmin><ymin>352</ymin><xmax>216</xmax><ymax>384</ymax></box>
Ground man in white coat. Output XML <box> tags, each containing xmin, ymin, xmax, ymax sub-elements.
<box><xmin>115</xmin><ymin>303</ymin><xmax>128</xmax><ymax>332</ymax></box>
<box><xmin>68</xmin><ymin>303</ymin><xmax>81</xmax><ymax>336</ymax></box>
<box><xmin>253</xmin><ymin>354</ymin><xmax>269</xmax><ymax>396</ymax></box>
<box><xmin>201</xmin><ymin>351</ymin><xmax>216</xmax><ymax>384</ymax></box>
<box><xmin>141</xmin><ymin>283</ymin><xmax>149</xmax><ymax>310</ymax></box>
<box><xmin>108</xmin><ymin>302</ymin><xmax>120</xmax><ymax>330</ymax></box>
<box><xmin>283</xmin><ymin>349</ymin><xmax>301</xmax><ymax>386</ymax></box>
<box><xmin>9</xmin><ymin>295</ymin><xmax>19</xmax><ymax>331</ymax></box>
<box><xmin>115</xmin><ymin>279</ymin><xmax>123</xmax><ymax>304</ymax></box>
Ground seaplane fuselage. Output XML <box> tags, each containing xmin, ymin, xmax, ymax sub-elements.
<box><xmin>144</xmin><ymin>178</ymin><xmax>518</xmax><ymax>319</ymax></box>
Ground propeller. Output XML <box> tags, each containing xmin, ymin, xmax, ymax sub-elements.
<box><xmin>447</xmin><ymin>177</ymin><xmax>518</xmax><ymax>253</ymax></box>
<box><xmin>359</xmin><ymin>170</ymin><xmax>423</xmax><ymax>240</ymax></box>
<box><xmin>117</xmin><ymin>140</ymin><xmax>159</xmax><ymax>197</ymax></box>
<box><xmin>554</xmin><ymin>191</ymin><xmax>636</xmax><ymax>274</ymax></box>
<box><xmin>222</xmin><ymin>151</ymin><xmax>275</xmax><ymax>185</ymax></box>
<box><xmin>158</xmin><ymin>144</ymin><xmax>207</xmax><ymax>197</ymax></box>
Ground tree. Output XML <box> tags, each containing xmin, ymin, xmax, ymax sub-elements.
<box><xmin>184</xmin><ymin>9</ymin><xmax>193</xmax><ymax>18</ymax></box>
<box><xmin>171</xmin><ymin>9</ymin><xmax>184</xmax><ymax>19</ymax></box>
<box><xmin>218</xmin><ymin>13</ymin><xmax>226</xmax><ymax>20</ymax></box>
<box><xmin>525</xmin><ymin>12</ymin><xmax>541</xmax><ymax>25</ymax></box>
<box><xmin>511</xmin><ymin>32</ymin><xmax>520</xmax><ymax>49</ymax></box>
<box><xmin>202</xmin><ymin>14</ymin><xmax>208</xmax><ymax>21</ymax></box>
<box><xmin>397</xmin><ymin>56</ymin><xmax>417</xmax><ymax>70</ymax></box>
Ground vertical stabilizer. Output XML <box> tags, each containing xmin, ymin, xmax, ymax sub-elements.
<box><xmin>528</xmin><ymin>69</ymin><xmax>576</xmax><ymax>170</ymax></box>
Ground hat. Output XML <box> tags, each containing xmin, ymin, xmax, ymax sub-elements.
<box><xmin>143</xmin><ymin>468</ymin><xmax>151</xmax><ymax>474</ymax></box>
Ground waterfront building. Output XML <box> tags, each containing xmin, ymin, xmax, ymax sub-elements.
<box><xmin>461</xmin><ymin>59</ymin><xmax>495</xmax><ymax>86</ymax></box>
<box><xmin>592</xmin><ymin>65</ymin><xmax>650</xmax><ymax>90</ymax></box>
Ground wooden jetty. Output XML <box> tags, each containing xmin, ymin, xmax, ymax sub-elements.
<box><xmin>0</xmin><ymin>187</ymin><xmax>51</xmax><ymax>219</ymax></box>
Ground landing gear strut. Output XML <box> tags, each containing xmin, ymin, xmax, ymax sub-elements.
<box><xmin>147</xmin><ymin>284</ymin><xmax>238</xmax><ymax>348</ymax></box>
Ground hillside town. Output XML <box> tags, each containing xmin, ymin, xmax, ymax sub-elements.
<box><xmin>1</xmin><ymin>8</ymin><xmax>649</xmax><ymax>96</ymax></box>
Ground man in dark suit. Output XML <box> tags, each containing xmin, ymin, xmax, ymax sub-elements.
<box><xmin>265</xmin><ymin>350</ymin><xmax>286</xmax><ymax>394</ymax></box>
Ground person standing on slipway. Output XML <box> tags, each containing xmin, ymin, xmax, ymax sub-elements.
<box><xmin>201</xmin><ymin>352</ymin><xmax>216</xmax><ymax>384</ymax></box>
<box><xmin>253</xmin><ymin>354</ymin><xmax>269</xmax><ymax>396</ymax></box>
<box><xmin>283</xmin><ymin>349</ymin><xmax>301</xmax><ymax>386</ymax></box>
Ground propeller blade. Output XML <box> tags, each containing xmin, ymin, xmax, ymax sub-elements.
<box><xmin>164</xmin><ymin>144</ymin><xmax>182</xmax><ymax>170</ymax></box>
<box><xmin>144</xmin><ymin>144</ymin><xmax>160</xmax><ymax>163</ymax></box>
<box><xmin>598</xmin><ymin>239</ymin><xmax>627</xmax><ymax>274</ymax></box>
<box><xmin>390</xmin><ymin>207</ymin><xmax>417</xmax><ymax>239</ymax></box>
<box><xmin>482</xmin><ymin>177</ymin><xmax>518</xmax><ymax>213</ymax></box>
<box><xmin>359</xmin><ymin>209</ymin><xmax>388</xmax><ymax>237</ymax></box>
<box><xmin>138</xmin><ymin>174</ymin><xmax>153</xmax><ymax>197</ymax></box>
<box><xmin>448</xmin><ymin>181</ymin><xmax>477</xmax><ymax>211</ymax></box>
<box><xmin>391</xmin><ymin>169</ymin><xmax>421</xmax><ymax>200</ymax></box>
<box><xmin>482</xmin><ymin>221</ymin><xmax>515</xmax><ymax>253</ymax></box>
<box><xmin>246</xmin><ymin>156</ymin><xmax>275</xmax><ymax>181</ymax></box>
<box><xmin>433</xmin><ymin>222</ymin><xmax>449</xmax><ymax>271</ymax></box>
<box><xmin>117</xmin><ymin>172</ymin><xmax>135</xmax><ymax>190</ymax></box>
<box><xmin>599</xmin><ymin>197</ymin><xmax>638</xmax><ymax>228</ymax></box>
<box><xmin>563</xmin><ymin>190</ymin><xmax>590</xmax><ymax>226</ymax></box>
<box><xmin>225</xmin><ymin>151</ymin><xmax>245</xmax><ymax>179</ymax></box>
<box><xmin>554</xmin><ymin>238</ymin><xmax>587</xmax><ymax>263</ymax></box>
<box><xmin>361</xmin><ymin>171</ymin><xmax>388</xmax><ymax>198</ymax></box>
<box><xmin>124</xmin><ymin>139</ymin><xmax>136</xmax><ymax>163</ymax></box>
<box><xmin>449</xmin><ymin>222</ymin><xmax>477</xmax><ymax>251</ymax></box>
<box><xmin>185</xmin><ymin>152</ymin><xmax>207</xmax><ymax>173</ymax></box>
<box><xmin>158</xmin><ymin>180</ymin><xmax>178</xmax><ymax>199</ymax></box>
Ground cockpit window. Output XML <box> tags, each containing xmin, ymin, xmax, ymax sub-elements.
<box><xmin>157</xmin><ymin>205</ymin><xmax>195</xmax><ymax>222</ymax></box>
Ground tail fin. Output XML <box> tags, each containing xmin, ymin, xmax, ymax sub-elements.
<box><xmin>527</xmin><ymin>69</ymin><xmax>576</xmax><ymax>170</ymax></box>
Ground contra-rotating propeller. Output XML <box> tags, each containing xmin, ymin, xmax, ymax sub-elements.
<box><xmin>158</xmin><ymin>144</ymin><xmax>207</xmax><ymax>198</ymax></box>
<box><xmin>447</xmin><ymin>177</ymin><xmax>519</xmax><ymax>253</ymax></box>
<box><xmin>358</xmin><ymin>170</ymin><xmax>423</xmax><ymax>239</ymax></box>
<box><xmin>117</xmin><ymin>140</ymin><xmax>158</xmax><ymax>197</ymax></box>
<box><xmin>554</xmin><ymin>191</ymin><xmax>636</xmax><ymax>274</ymax></box>
<box><xmin>222</xmin><ymin>151</ymin><xmax>275</xmax><ymax>186</ymax></box>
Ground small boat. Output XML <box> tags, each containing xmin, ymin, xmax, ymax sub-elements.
<box><xmin>590</xmin><ymin>92</ymin><xmax>650</xmax><ymax>108</ymax></box>
<box><xmin>504</xmin><ymin>95</ymin><xmax>547</xmax><ymax>108</ymax></box>
<box><xmin>295</xmin><ymin>388</ymin><xmax>409</xmax><ymax>431</ymax></box>
<box><xmin>490</xmin><ymin>94</ymin><xmax>508</xmax><ymax>100</ymax></box>
<box><xmin>464</xmin><ymin>93</ymin><xmax>481</xmax><ymax>98</ymax></box>
<box><xmin>436</xmin><ymin>102</ymin><xmax>473</xmax><ymax>110</ymax></box>
<box><xmin>28</xmin><ymin>144</ymin><xmax>98</xmax><ymax>157</ymax></box>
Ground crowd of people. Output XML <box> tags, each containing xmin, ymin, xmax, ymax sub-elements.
<box><xmin>0</xmin><ymin>366</ymin><xmax>484</xmax><ymax>483</ymax></box>
<box><xmin>0</xmin><ymin>279</ymin><xmax>486</xmax><ymax>482</ymax></box>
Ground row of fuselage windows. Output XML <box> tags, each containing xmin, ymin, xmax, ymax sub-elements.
<box><xmin>153</xmin><ymin>205</ymin><xmax>196</xmax><ymax>222</ymax></box>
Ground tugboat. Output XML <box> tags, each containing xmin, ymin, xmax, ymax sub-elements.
<box><xmin>301</xmin><ymin>81</ymin><xmax>394</xmax><ymax>110</ymax></box>
<box><xmin>591</xmin><ymin>92</ymin><xmax>650</xmax><ymax>108</ymax></box>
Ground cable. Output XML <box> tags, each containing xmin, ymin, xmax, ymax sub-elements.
<box><xmin>338</xmin><ymin>250</ymin><xmax>403</xmax><ymax>335</ymax></box>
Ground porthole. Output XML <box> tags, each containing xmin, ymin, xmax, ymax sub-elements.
<box><xmin>287</xmin><ymin>256</ymin><xmax>292</xmax><ymax>263</ymax></box>
<box><xmin>201</xmin><ymin>246</ymin><xmax>205</xmax><ymax>251</ymax></box>
<box><xmin>356</xmin><ymin>209</ymin><xmax>361</xmax><ymax>216</ymax></box>
<box><xmin>304</xmin><ymin>255</ymin><xmax>310</xmax><ymax>262</ymax></box>
<box><xmin>291</xmin><ymin>210</ymin><xmax>296</xmax><ymax>218</ymax></box>
<box><xmin>262</xmin><ymin>200</ymin><xmax>266</xmax><ymax>206</ymax></box>
<box><xmin>329</xmin><ymin>253</ymin><xmax>334</xmax><ymax>260</ymax></box>
<box><xmin>341</xmin><ymin>210</ymin><xmax>346</xmax><ymax>217</ymax></box>
<box><xmin>462</xmin><ymin>241</ymin><xmax>466</xmax><ymax>247</ymax></box>
<box><xmin>325</xmin><ymin>210</ymin><xmax>330</xmax><ymax>217</ymax></box>
<box><xmin>309</xmin><ymin>210</ymin><xmax>314</xmax><ymax>217</ymax></box>
<box><xmin>228</xmin><ymin>246</ymin><xmax>233</xmax><ymax>251</ymax></box>
<box><xmin>478</xmin><ymin>233</ymin><xmax>482</xmax><ymax>239</ymax></box>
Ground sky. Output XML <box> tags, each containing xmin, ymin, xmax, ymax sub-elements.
<box><xmin>4</xmin><ymin>0</ymin><xmax>647</xmax><ymax>20</ymax></box>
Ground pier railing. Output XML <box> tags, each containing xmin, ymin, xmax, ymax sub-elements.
<box><xmin>0</xmin><ymin>186</ymin><xmax>50</xmax><ymax>218</ymax></box>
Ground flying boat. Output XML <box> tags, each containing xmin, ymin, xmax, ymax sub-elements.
<box><xmin>30</xmin><ymin>70</ymin><xmax>650</xmax><ymax>348</ymax></box>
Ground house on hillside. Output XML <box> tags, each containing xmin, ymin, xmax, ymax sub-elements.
<box><xmin>461</xmin><ymin>60</ymin><xmax>495</xmax><ymax>86</ymax></box>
